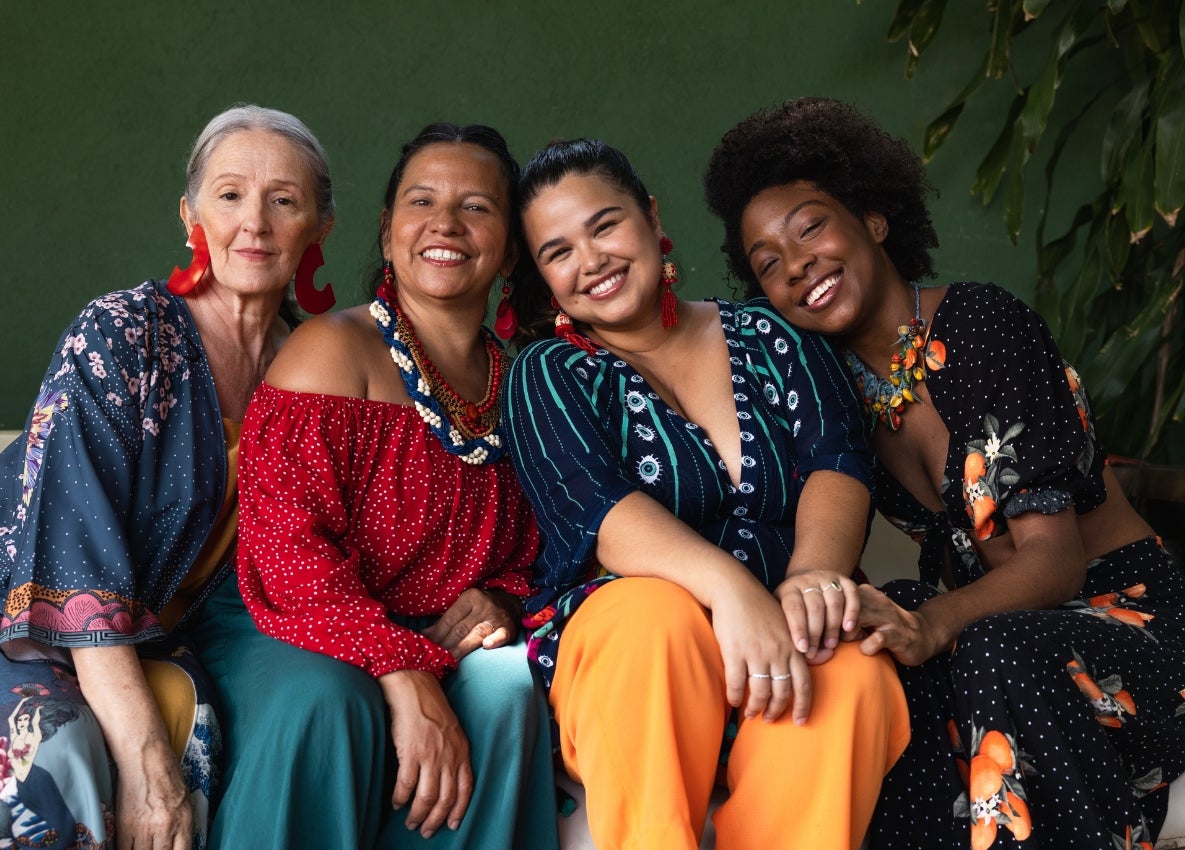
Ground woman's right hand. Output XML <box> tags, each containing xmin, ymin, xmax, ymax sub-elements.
<box><xmin>379</xmin><ymin>670</ymin><xmax>473</xmax><ymax>839</ymax></box>
<box><xmin>114</xmin><ymin>740</ymin><xmax>192</xmax><ymax>850</ymax></box>
<box><xmin>709</xmin><ymin>574</ymin><xmax>811</xmax><ymax>725</ymax></box>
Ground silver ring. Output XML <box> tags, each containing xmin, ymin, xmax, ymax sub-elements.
<box><xmin>749</xmin><ymin>673</ymin><xmax>772</xmax><ymax>679</ymax></box>
<box><xmin>801</xmin><ymin>586</ymin><xmax>822</xmax><ymax>595</ymax></box>
<box><xmin>772</xmin><ymin>674</ymin><xmax>792</xmax><ymax>681</ymax></box>
<box><xmin>824</xmin><ymin>580</ymin><xmax>843</xmax><ymax>592</ymax></box>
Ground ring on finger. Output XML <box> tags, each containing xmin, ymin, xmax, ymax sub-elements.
<box><xmin>772</xmin><ymin>673</ymin><xmax>792</xmax><ymax>681</ymax></box>
<box><xmin>749</xmin><ymin>673</ymin><xmax>772</xmax><ymax>679</ymax></box>
<box><xmin>801</xmin><ymin>586</ymin><xmax>822</xmax><ymax>595</ymax></box>
<box><xmin>824</xmin><ymin>580</ymin><xmax>843</xmax><ymax>592</ymax></box>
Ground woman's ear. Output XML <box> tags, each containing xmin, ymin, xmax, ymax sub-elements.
<box><xmin>379</xmin><ymin>209</ymin><xmax>391</xmax><ymax>261</ymax></box>
<box><xmin>864</xmin><ymin>211</ymin><xmax>888</xmax><ymax>244</ymax></box>
<box><xmin>501</xmin><ymin>239</ymin><xmax>520</xmax><ymax>279</ymax></box>
<box><xmin>318</xmin><ymin>216</ymin><xmax>335</xmax><ymax>244</ymax></box>
<box><xmin>648</xmin><ymin>195</ymin><xmax>661</xmax><ymax>231</ymax></box>
<box><xmin>179</xmin><ymin>197</ymin><xmax>197</xmax><ymax>234</ymax></box>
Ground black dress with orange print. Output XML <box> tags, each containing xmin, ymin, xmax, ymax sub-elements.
<box><xmin>862</xmin><ymin>282</ymin><xmax>1185</xmax><ymax>850</ymax></box>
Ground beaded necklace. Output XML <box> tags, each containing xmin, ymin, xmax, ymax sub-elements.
<box><xmin>369</xmin><ymin>275</ymin><xmax>508</xmax><ymax>465</ymax></box>
<box><xmin>843</xmin><ymin>284</ymin><xmax>945</xmax><ymax>432</ymax></box>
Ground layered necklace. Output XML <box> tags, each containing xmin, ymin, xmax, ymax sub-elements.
<box><xmin>843</xmin><ymin>284</ymin><xmax>945</xmax><ymax>432</ymax></box>
<box><xmin>370</xmin><ymin>270</ymin><xmax>508</xmax><ymax>464</ymax></box>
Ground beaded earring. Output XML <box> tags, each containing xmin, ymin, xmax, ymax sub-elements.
<box><xmin>494</xmin><ymin>280</ymin><xmax>518</xmax><ymax>341</ymax></box>
<box><xmin>659</xmin><ymin>235</ymin><xmax>678</xmax><ymax>329</ymax></box>
<box><xmin>294</xmin><ymin>243</ymin><xmax>336</xmax><ymax>314</ymax></box>
<box><xmin>167</xmin><ymin>224</ymin><xmax>210</xmax><ymax>296</ymax></box>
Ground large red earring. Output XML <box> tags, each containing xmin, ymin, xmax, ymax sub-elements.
<box><xmin>167</xmin><ymin>224</ymin><xmax>210</xmax><ymax>296</ymax></box>
<box><xmin>494</xmin><ymin>280</ymin><xmax>518</xmax><ymax>340</ymax></box>
<box><xmin>659</xmin><ymin>235</ymin><xmax>678</xmax><ymax>329</ymax></box>
<box><xmin>294</xmin><ymin>243</ymin><xmax>336</xmax><ymax>314</ymax></box>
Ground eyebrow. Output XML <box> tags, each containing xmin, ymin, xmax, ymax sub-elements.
<box><xmin>745</xmin><ymin>199</ymin><xmax>825</xmax><ymax>260</ymax></box>
<box><xmin>210</xmin><ymin>172</ymin><xmax>304</xmax><ymax>191</ymax></box>
<box><xmin>401</xmin><ymin>183</ymin><xmax>501</xmax><ymax>203</ymax></box>
<box><xmin>534</xmin><ymin>205</ymin><xmax>623</xmax><ymax>261</ymax></box>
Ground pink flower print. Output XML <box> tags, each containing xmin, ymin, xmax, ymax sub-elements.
<box><xmin>88</xmin><ymin>351</ymin><xmax>107</xmax><ymax>379</ymax></box>
<box><xmin>69</xmin><ymin>334</ymin><xmax>88</xmax><ymax>355</ymax></box>
<box><xmin>142</xmin><ymin>418</ymin><xmax>160</xmax><ymax>436</ymax></box>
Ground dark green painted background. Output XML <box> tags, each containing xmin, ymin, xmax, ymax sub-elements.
<box><xmin>1</xmin><ymin>1</ymin><xmax>1103</xmax><ymax>428</ymax></box>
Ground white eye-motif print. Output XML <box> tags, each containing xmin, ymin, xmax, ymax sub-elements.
<box><xmin>787</xmin><ymin>390</ymin><xmax>799</xmax><ymax>410</ymax></box>
<box><xmin>626</xmin><ymin>391</ymin><xmax>647</xmax><ymax>413</ymax></box>
<box><xmin>634</xmin><ymin>424</ymin><xmax>656</xmax><ymax>442</ymax></box>
<box><xmin>764</xmin><ymin>383</ymin><xmax>779</xmax><ymax>406</ymax></box>
<box><xmin>637</xmin><ymin>455</ymin><xmax>662</xmax><ymax>485</ymax></box>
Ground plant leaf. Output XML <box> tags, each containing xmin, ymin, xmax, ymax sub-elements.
<box><xmin>1004</xmin><ymin>132</ymin><xmax>1027</xmax><ymax>243</ymax></box>
<box><xmin>1108</xmin><ymin>0</ymin><xmax>1128</xmax><ymax>11</ymax></box>
<box><xmin>1102</xmin><ymin>77</ymin><xmax>1151</xmax><ymax>186</ymax></box>
<box><xmin>1154</xmin><ymin>66</ymin><xmax>1185</xmax><ymax>226</ymax></box>
<box><xmin>988</xmin><ymin>0</ymin><xmax>1018</xmax><ymax>78</ymax></box>
<box><xmin>1023</xmin><ymin>0</ymin><xmax>1053</xmax><ymax>20</ymax></box>
<box><xmin>905</xmin><ymin>0</ymin><xmax>949</xmax><ymax>78</ymax></box>
<box><xmin>887</xmin><ymin>0</ymin><xmax>926</xmax><ymax>42</ymax></box>
<box><xmin>973</xmin><ymin>95</ymin><xmax>1026</xmax><ymax>202</ymax></box>
<box><xmin>1120</xmin><ymin>136</ymin><xmax>1156</xmax><ymax>241</ymax></box>
<box><xmin>1105</xmin><ymin>209</ymin><xmax>1133</xmax><ymax>283</ymax></box>
<box><xmin>923</xmin><ymin>54</ymin><xmax>991</xmax><ymax>160</ymax></box>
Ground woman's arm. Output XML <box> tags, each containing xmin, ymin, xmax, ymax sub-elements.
<box><xmin>597</xmin><ymin>491</ymin><xmax>812</xmax><ymax>724</ymax></box>
<box><xmin>859</xmin><ymin>507</ymin><xmax>1085</xmax><ymax>665</ymax></box>
<box><xmin>72</xmin><ymin>645</ymin><xmax>191</xmax><ymax>850</ymax></box>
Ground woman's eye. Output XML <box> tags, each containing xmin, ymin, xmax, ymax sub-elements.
<box><xmin>756</xmin><ymin>257</ymin><xmax>776</xmax><ymax>278</ymax></box>
<box><xmin>802</xmin><ymin>220</ymin><xmax>823</xmax><ymax>237</ymax></box>
<box><xmin>219</xmin><ymin>192</ymin><xmax>239</xmax><ymax>201</ymax></box>
<box><xmin>546</xmin><ymin>247</ymin><xmax>571</xmax><ymax>263</ymax></box>
<box><xmin>593</xmin><ymin>220</ymin><xmax>617</xmax><ymax>236</ymax></box>
<box><xmin>273</xmin><ymin>197</ymin><xmax>294</xmax><ymax>206</ymax></box>
<box><xmin>465</xmin><ymin>203</ymin><xmax>489</xmax><ymax>213</ymax></box>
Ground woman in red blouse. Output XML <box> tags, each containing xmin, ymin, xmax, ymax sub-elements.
<box><xmin>233</xmin><ymin>124</ymin><xmax>558</xmax><ymax>850</ymax></box>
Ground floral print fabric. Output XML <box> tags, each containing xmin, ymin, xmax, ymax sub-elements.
<box><xmin>0</xmin><ymin>280</ymin><xmax>229</xmax><ymax>847</ymax></box>
<box><xmin>865</xmin><ymin>283</ymin><xmax>1185</xmax><ymax>849</ymax></box>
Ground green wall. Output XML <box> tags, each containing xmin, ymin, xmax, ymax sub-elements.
<box><xmin>1</xmin><ymin>1</ymin><xmax>1093</xmax><ymax>428</ymax></box>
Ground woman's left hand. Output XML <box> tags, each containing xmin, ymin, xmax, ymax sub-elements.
<box><xmin>774</xmin><ymin>569</ymin><xmax>861</xmax><ymax>665</ymax></box>
<box><xmin>422</xmin><ymin>588</ymin><xmax>520</xmax><ymax>660</ymax></box>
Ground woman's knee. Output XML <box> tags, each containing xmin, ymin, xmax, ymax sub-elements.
<box><xmin>570</xmin><ymin>577</ymin><xmax>714</xmax><ymax>653</ymax></box>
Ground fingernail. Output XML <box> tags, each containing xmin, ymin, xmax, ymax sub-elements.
<box><xmin>795</xmin><ymin>716</ymin><xmax>806</xmax><ymax>726</ymax></box>
<box><xmin>449</xmin><ymin>820</ymin><xmax>461</xmax><ymax>831</ymax></box>
<box><xmin>423</xmin><ymin>829</ymin><xmax>436</xmax><ymax>839</ymax></box>
<box><xmin>797</xmin><ymin>639</ymin><xmax>808</xmax><ymax>652</ymax></box>
<box><xmin>844</xmin><ymin>619</ymin><xmax>855</xmax><ymax>631</ymax></box>
<box><xmin>826</xmin><ymin>637</ymin><xmax>838</xmax><ymax>648</ymax></box>
<box><xmin>407</xmin><ymin>822</ymin><xmax>419</xmax><ymax>831</ymax></box>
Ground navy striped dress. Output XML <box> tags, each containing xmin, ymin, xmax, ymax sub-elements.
<box><xmin>502</xmin><ymin>298</ymin><xmax>873</xmax><ymax>688</ymax></box>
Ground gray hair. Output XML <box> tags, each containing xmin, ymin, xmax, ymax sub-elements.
<box><xmin>183</xmin><ymin>104</ymin><xmax>334</xmax><ymax>225</ymax></box>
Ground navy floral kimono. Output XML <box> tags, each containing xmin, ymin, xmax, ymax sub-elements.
<box><xmin>0</xmin><ymin>280</ymin><xmax>225</xmax><ymax>849</ymax></box>
<box><xmin>860</xmin><ymin>282</ymin><xmax>1185</xmax><ymax>850</ymax></box>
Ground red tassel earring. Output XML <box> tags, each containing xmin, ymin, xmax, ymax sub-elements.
<box><xmin>167</xmin><ymin>224</ymin><xmax>210</xmax><ymax>296</ymax></box>
<box><xmin>659</xmin><ymin>235</ymin><xmax>678</xmax><ymax>329</ymax></box>
<box><xmin>494</xmin><ymin>280</ymin><xmax>518</xmax><ymax>341</ymax></box>
<box><xmin>294</xmin><ymin>243</ymin><xmax>336</xmax><ymax>314</ymax></box>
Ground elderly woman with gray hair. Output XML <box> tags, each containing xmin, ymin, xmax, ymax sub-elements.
<box><xmin>0</xmin><ymin>104</ymin><xmax>361</xmax><ymax>849</ymax></box>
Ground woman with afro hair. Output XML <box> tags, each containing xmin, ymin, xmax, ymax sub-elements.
<box><xmin>705</xmin><ymin>97</ymin><xmax>1185</xmax><ymax>850</ymax></box>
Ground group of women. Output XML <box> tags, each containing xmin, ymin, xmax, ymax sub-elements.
<box><xmin>0</xmin><ymin>95</ymin><xmax>1180</xmax><ymax>850</ymax></box>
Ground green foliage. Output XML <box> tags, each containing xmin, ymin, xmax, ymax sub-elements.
<box><xmin>884</xmin><ymin>0</ymin><xmax>1185</xmax><ymax>462</ymax></box>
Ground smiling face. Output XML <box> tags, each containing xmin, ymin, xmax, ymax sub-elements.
<box><xmin>522</xmin><ymin>172</ymin><xmax>661</xmax><ymax>334</ymax></box>
<box><xmin>740</xmin><ymin>180</ymin><xmax>893</xmax><ymax>338</ymax></box>
<box><xmin>383</xmin><ymin>142</ymin><xmax>514</xmax><ymax>309</ymax></box>
<box><xmin>180</xmin><ymin>128</ymin><xmax>327</xmax><ymax>297</ymax></box>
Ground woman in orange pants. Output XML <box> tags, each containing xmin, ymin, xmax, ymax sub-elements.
<box><xmin>502</xmin><ymin>138</ymin><xmax>909</xmax><ymax>849</ymax></box>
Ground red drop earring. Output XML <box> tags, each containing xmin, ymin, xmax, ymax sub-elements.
<box><xmin>294</xmin><ymin>243</ymin><xmax>336</xmax><ymax>314</ymax></box>
<box><xmin>659</xmin><ymin>235</ymin><xmax>678</xmax><ymax>329</ymax></box>
<box><xmin>494</xmin><ymin>280</ymin><xmax>518</xmax><ymax>340</ymax></box>
<box><xmin>167</xmin><ymin>224</ymin><xmax>210</xmax><ymax>296</ymax></box>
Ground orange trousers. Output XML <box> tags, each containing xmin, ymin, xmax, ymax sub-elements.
<box><xmin>550</xmin><ymin>577</ymin><xmax>910</xmax><ymax>850</ymax></box>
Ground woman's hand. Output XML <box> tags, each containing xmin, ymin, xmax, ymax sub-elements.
<box><xmin>709</xmin><ymin>574</ymin><xmax>812</xmax><ymax>724</ymax></box>
<box><xmin>380</xmin><ymin>669</ymin><xmax>473</xmax><ymax>838</ymax></box>
<box><xmin>113</xmin><ymin>740</ymin><xmax>193</xmax><ymax>850</ymax></box>
<box><xmin>856</xmin><ymin>585</ymin><xmax>946</xmax><ymax>666</ymax></box>
<box><xmin>70</xmin><ymin>645</ymin><xmax>192</xmax><ymax>850</ymax></box>
<box><xmin>774</xmin><ymin>569</ymin><xmax>861</xmax><ymax>665</ymax></box>
<box><xmin>421</xmin><ymin>588</ymin><xmax>520</xmax><ymax>660</ymax></box>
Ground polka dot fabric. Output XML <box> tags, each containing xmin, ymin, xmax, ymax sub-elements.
<box><xmin>237</xmin><ymin>383</ymin><xmax>538</xmax><ymax>680</ymax></box>
<box><xmin>864</xmin><ymin>283</ymin><xmax>1185</xmax><ymax>849</ymax></box>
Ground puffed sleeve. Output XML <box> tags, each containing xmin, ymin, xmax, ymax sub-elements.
<box><xmin>742</xmin><ymin>301</ymin><xmax>874</xmax><ymax>491</ymax></box>
<box><xmin>928</xmin><ymin>282</ymin><xmax>1106</xmax><ymax>541</ymax></box>
<box><xmin>502</xmin><ymin>340</ymin><xmax>637</xmax><ymax>598</ymax></box>
<box><xmin>237</xmin><ymin>384</ymin><xmax>457</xmax><ymax>680</ymax></box>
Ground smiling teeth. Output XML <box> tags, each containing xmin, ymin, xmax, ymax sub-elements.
<box><xmin>587</xmin><ymin>272</ymin><xmax>624</xmax><ymax>296</ymax></box>
<box><xmin>805</xmin><ymin>272</ymin><xmax>839</xmax><ymax>306</ymax></box>
<box><xmin>422</xmin><ymin>248</ymin><xmax>466</xmax><ymax>262</ymax></box>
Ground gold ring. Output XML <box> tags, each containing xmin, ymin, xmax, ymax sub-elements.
<box><xmin>824</xmin><ymin>580</ymin><xmax>843</xmax><ymax>592</ymax></box>
<box><xmin>801</xmin><ymin>587</ymin><xmax>822</xmax><ymax>595</ymax></box>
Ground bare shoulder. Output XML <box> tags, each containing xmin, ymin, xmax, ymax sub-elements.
<box><xmin>266</xmin><ymin>306</ymin><xmax>381</xmax><ymax>398</ymax></box>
